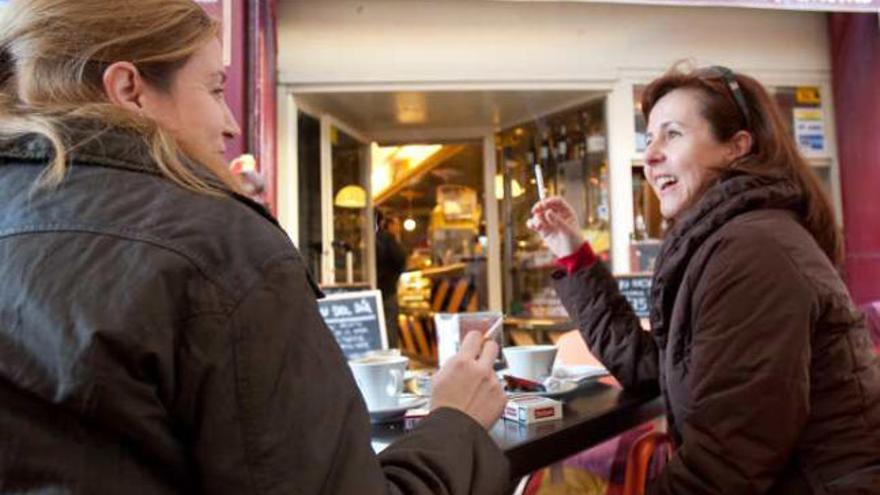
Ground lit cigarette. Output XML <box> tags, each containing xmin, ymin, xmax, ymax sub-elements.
<box><xmin>483</xmin><ymin>316</ymin><xmax>504</xmax><ymax>342</ymax></box>
<box><xmin>534</xmin><ymin>164</ymin><xmax>546</xmax><ymax>201</ymax></box>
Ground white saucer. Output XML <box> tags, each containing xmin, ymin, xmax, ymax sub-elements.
<box><xmin>506</xmin><ymin>380</ymin><xmax>580</xmax><ymax>399</ymax></box>
<box><xmin>368</xmin><ymin>394</ymin><xmax>428</xmax><ymax>423</ymax></box>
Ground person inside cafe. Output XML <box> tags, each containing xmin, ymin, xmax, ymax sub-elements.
<box><xmin>0</xmin><ymin>0</ymin><xmax>509</xmax><ymax>493</ymax></box>
<box><xmin>528</xmin><ymin>64</ymin><xmax>880</xmax><ymax>493</ymax></box>
<box><xmin>375</xmin><ymin>210</ymin><xmax>407</xmax><ymax>348</ymax></box>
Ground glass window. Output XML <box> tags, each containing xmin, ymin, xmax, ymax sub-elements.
<box><xmin>375</xmin><ymin>142</ymin><xmax>489</xmax><ymax>313</ymax></box>
<box><xmin>634</xmin><ymin>84</ymin><xmax>647</xmax><ymax>153</ymax></box>
<box><xmin>630</xmin><ymin>166</ymin><xmax>663</xmax><ymax>272</ymax></box>
<box><xmin>331</xmin><ymin>126</ymin><xmax>369</xmax><ymax>285</ymax></box>
<box><xmin>772</xmin><ymin>86</ymin><xmax>826</xmax><ymax>156</ymax></box>
<box><xmin>297</xmin><ymin>111</ymin><xmax>322</xmax><ymax>280</ymax></box>
<box><xmin>498</xmin><ymin>99</ymin><xmax>611</xmax><ymax>319</ymax></box>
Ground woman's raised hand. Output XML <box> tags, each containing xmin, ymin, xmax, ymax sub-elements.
<box><xmin>526</xmin><ymin>197</ymin><xmax>585</xmax><ymax>258</ymax></box>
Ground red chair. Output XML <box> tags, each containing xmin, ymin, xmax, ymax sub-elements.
<box><xmin>521</xmin><ymin>331</ymin><xmax>668</xmax><ymax>495</ymax></box>
<box><xmin>621</xmin><ymin>431</ymin><xmax>672</xmax><ymax>495</ymax></box>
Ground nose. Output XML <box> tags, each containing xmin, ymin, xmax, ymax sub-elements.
<box><xmin>222</xmin><ymin>102</ymin><xmax>242</xmax><ymax>139</ymax></box>
<box><xmin>644</xmin><ymin>138</ymin><xmax>664</xmax><ymax>167</ymax></box>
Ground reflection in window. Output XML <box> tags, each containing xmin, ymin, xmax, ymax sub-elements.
<box><xmin>497</xmin><ymin>99</ymin><xmax>611</xmax><ymax>319</ymax></box>
<box><xmin>297</xmin><ymin>111</ymin><xmax>322</xmax><ymax>280</ymax></box>
<box><xmin>331</xmin><ymin>126</ymin><xmax>369</xmax><ymax>285</ymax></box>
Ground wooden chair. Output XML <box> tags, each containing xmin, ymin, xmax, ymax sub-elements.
<box><xmin>446</xmin><ymin>278</ymin><xmax>470</xmax><ymax>312</ymax></box>
<box><xmin>397</xmin><ymin>314</ymin><xmax>417</xmax><ymax>356</ymax></box>
<box><xmin>466</xmin><ymin>291</ymin><xmax>479</xmax><ymax>312</ymax></box>
<box><xmin>621</xmin><ymin>431</ymin><xmax>672</xmax><ymax>495</ymax></box>
<box><xmin>431</xmin><ymin>279</ymin><xmax>451</xmax><ymax>312</ymax></box>
<box><xmin>410</xmin><ymin>316</ymin><xmax>432</xmax><ymax>360</ymax></box>
<box><xmin>508</xmin><ymin>329</ymin><xmax>537</xmax><ymax>346</ymax></box>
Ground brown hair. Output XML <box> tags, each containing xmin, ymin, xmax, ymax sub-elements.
<box><xmin>0</xmin><ymin>0</ymin><xmax>240</xmax><ymax>195</ymax></box>
<box><xmin>641</xmin><ymin>63</ymin><xmax>842</xmax><ymax>265</ymax></box>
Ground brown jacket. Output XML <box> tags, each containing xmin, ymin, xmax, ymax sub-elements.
<box><xmin>554</xmin><ymin>175</ymin><xmax>880</xmax><ymax>494</ymax></box>
<box><xmin>0</xmin><ymin>128</ymin><xmax>510</xmax><ymax>494</ymax></box>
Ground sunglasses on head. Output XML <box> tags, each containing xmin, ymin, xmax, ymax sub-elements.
<box><xmin>701</xmin><ymin>65</ymin><xmax>752</xmax><ymax>130</ymax></box>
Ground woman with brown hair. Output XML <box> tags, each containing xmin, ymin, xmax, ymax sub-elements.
<box><xmin>0</xmin><ymin>1</ymin><xmax>508</xmax><ymax>493</ymax></box>
<box><xmin>529</xmin><ymin>65</ymin><xmax>880</xmax><ymax>493</ymax></box>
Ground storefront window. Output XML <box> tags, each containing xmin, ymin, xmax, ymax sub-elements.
<box><xmin>331</xmin><ymin>126</ymin><xmax>369</xmax><ymax>285</ymax></box>
<box><xmin>375</xmin><ymin>142</ymin><xmax>489</xmax><ymax>362</ymax></box>
<box><xmin>497</xmin><ymin>99</ymin><xmax>611</xmax><ymax>320</ymax></box>
<box><xmin>772</xmin><ymin>86</ymin><xmax>834</xmax><ymax>196</ymax></box>
<box><xmin>773</xmin><ymin>86</ymin><xmax>825</xmax><ymax>154</ymax></box>
<box><xmin>297</xmin><ymin>111</ymin><xmax>323</xmax><ymax>280</ymax></box>
<box><xmin>376</xmin><ymin>143</ymin><xmax>489</xmax><ymax>308</ymax></box>
<box><xmin>634</xmin><ymin>84</ymin><xmax>648</xmax><ymax>153</ymax></box>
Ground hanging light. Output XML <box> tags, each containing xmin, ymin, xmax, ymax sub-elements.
<box><xmin>494</xmin><ymin>174</ymin><xmax>524</xmax><ymax>199</ymax></box>
<box><xmin>403</xmin><ymin>217</ymin><xmax>417</xmax><ymax>232</ymax></box>
<box><xmin>334</xmin><ymin>185</ymin><xmax>367</xmax><ymax>208</ymax></box>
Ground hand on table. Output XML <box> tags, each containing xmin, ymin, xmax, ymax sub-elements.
<box><xmin>430</xmin><ymin>331</ymin><xmax>506</xmax><ymax>429</ymax></box>
<box><xmin>526</xmin><ymin>197</ymin><xmax>585</xmax><ymax>258</ymax></box>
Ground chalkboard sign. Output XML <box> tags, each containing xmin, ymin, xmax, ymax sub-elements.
<box><xmin>318</xmin><ymin>290</ymin><xmax>387</xmax><ymax>359</ymax></box>
<box><xmin>615</xmin><ymin>274</ymin><xmax>652</xmax><ymax>319</ymax></box>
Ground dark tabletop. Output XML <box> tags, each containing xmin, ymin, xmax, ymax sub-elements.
<box><xmin>371</xmin><ymin>381</ymin><xmax>664</xmax><ymax>480</ymax></box>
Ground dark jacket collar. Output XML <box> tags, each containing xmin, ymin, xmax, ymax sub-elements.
<box><xmin>649</xmin><ymin>173</ymin><xmax>805</xmax><ymax>347</ymax></box>
<box><xmin>0</xmin><ymin>122</ymin><xmax>279</xmax><ymax>227</ymax></box>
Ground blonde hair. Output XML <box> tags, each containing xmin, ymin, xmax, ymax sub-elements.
<box><xmin>0</xmin><ymin>0</ymin><xmax>240</xmax><ymax>195</ymax></box>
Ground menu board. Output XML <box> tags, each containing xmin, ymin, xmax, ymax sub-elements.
<box><xmin>615</xmin><ymin>274</ymin><xmax>652</xmax><ymax>319</ymax></box>
<box><xmin>317</xmin><ymin>290</ymin><xmax>387</xmax><ymax>359</ymax></box>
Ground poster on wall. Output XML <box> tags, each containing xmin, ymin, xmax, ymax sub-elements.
<box><xmin>793</xmin><ymin>108</ymin><xmax>826</xmax><ymax>154</ymax></box>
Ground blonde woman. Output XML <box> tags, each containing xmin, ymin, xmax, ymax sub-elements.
<box><xmin>0</xmin><ymin>1</ymin><xmax>508</xmax><ymax>493</ymax></box>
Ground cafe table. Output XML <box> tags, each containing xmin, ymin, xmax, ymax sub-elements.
<box><xmin>371</xmin><ymin>380</ymin><xmax>664</xmax><ymax>480</ymax></box>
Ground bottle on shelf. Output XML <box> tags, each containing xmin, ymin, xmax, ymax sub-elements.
<box><xmin>556</xmin><ymin>124</ymin><xmax>569</xmax><ymax>163</ymax></box>
<box><xmin>633</xmin><ymin>213</ymin><xmax>648</xmax><ymax>241</ymax></box>
<box><xmin>586</xmin><ymin>124</ymin><xmax>607</xmax><ymax>155</ymax></box>
<box><xmin>525</xmin><ymin>147</ymin><xmax>536</xmax><ymax>169</ymax></box>
<box><xmin>571</xmin><ymin>121</ymin><xmax>585</xmax><ymax>161</ymax></box>
<box><xmin>580</xmin><ymin>111</ymin><xmax>592</xmax><ymax>158</ymax></box>
<box><xmin>539</xmin><ymin>131</ymin><xmax>551</xmax><ymax>166</ymax></box>
<box><xmin>596</xmin><ymin>162</ymin><xmax>610</xmax><ymax>226</ymax></box>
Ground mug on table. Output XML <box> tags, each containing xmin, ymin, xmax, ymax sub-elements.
<box><xmin>349</xmin><ymin>355</ymin><xmax>409</xmax><ymax>410</ymax></box>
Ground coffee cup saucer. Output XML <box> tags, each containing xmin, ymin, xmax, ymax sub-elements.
<box><xmin>505</xmin><ymin>379</ymin><xmax>580</xmax><ymax>399</ymax></box>
<box><xmin>368</xmin><ymin>394</ymin><xmax>428</xmax><ymax>423</ymax></box>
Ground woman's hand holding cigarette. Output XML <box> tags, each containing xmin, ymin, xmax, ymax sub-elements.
<box><xmin>527</xmin><ymin>197</ymin><xmax>585</xmax><ymax>258</ymax></box>
<box><xmin>430</xmin><ymin>331</ymin><xmax>506</xmax><ymax>429</ymax></box>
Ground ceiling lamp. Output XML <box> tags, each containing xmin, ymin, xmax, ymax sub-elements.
<box><xmin>494</xmin><ymin>174</ymin><xmax>524</xmax><ymax>200</ymax></box>
<box><xmin>334</xmin><ymin>184</ymin><xmax>367</xmax><ymax>209</ymax></box>
<box><xmin>403</xmin><ymin>217</ymin><xmax>417</xmax><ymax>232</ymax></box>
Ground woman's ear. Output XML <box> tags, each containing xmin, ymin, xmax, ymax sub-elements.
<box><xmin>727</xmin><ymin>130</ymin><xmax>754</xmax><ymax>161</ymax></box>
<box><xmin>102</xmin><ymin>61</ymin><xmax>145</xmax><ymax>112</ymax></box>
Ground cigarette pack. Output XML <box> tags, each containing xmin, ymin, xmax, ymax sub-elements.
<box><xmin>504</xmin><ymin>396</ymin><xmax>563</xmax><ymax>424</ymax></box>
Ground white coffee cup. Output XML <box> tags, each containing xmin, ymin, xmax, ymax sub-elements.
<box><xmin>502</xmin><ymin>345</ymin><xmax>558</xmax><ymax>382</ymax></box>
<box><xmin>349</xmin><ymin>355</ymin><xmax>409</xmax><ymax>411</ymax></box>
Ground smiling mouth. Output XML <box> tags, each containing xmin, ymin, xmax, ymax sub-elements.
<box><xmin>655</xmin><ymin>175</ymin><xmax>678</xmax><ymax>192</ymax></box>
